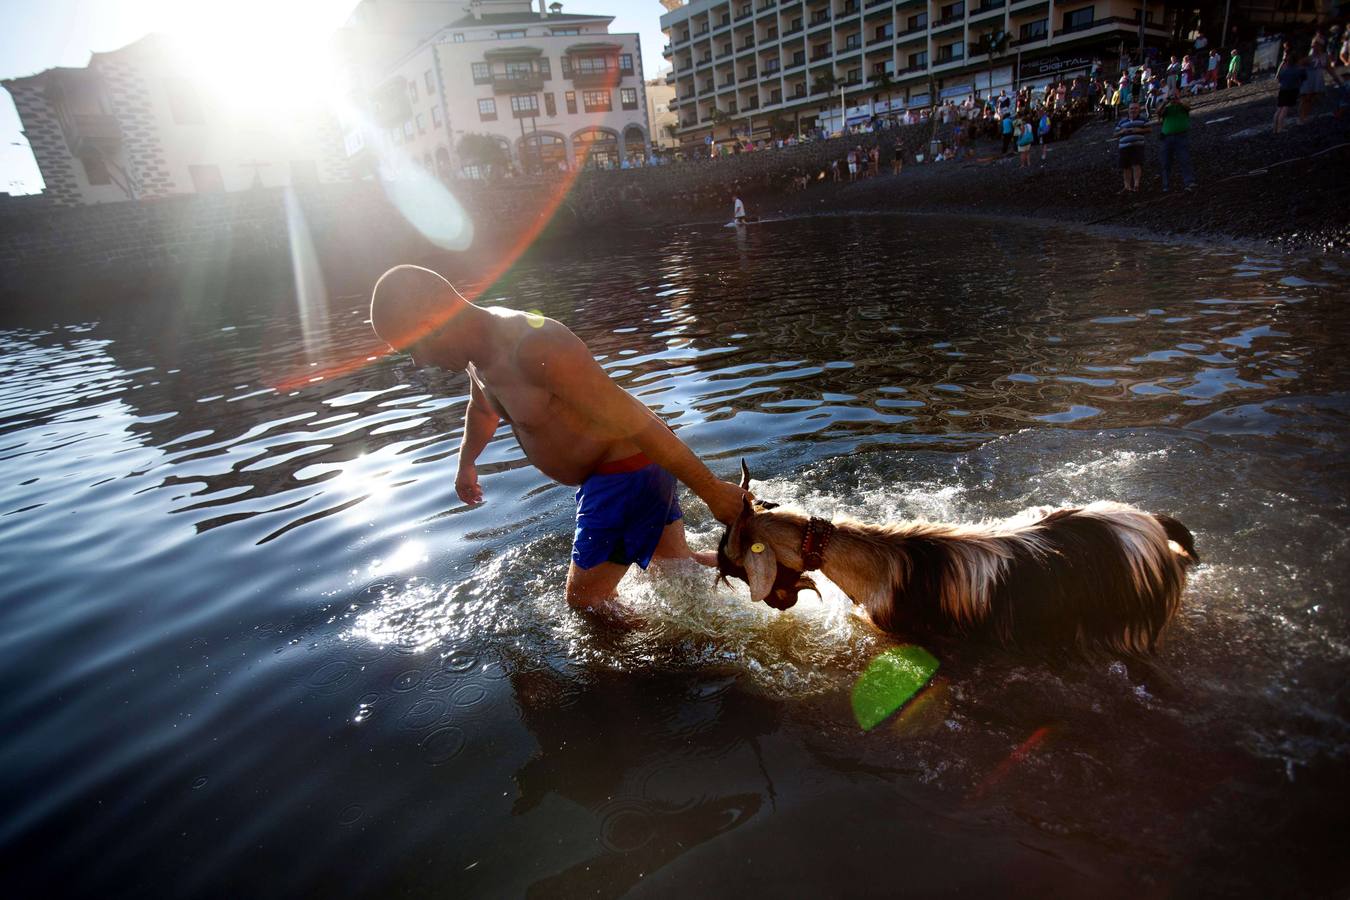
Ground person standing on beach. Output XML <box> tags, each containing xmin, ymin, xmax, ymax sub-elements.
<box><xmin>368</xmin><ymin>266</ymin><xmax>748</xmax><ymax>624</ymax></box>
<box><xmin>1274</xmin><ymin>55</ymin><xmax>1306</xmax><ymax>134</ymax></box>
<box><xmin>1157</xmin><ymin>90</ymin><xmax>1196</xmax><ymax>193</ymax></box>
<box><xmin>1227</xmin><ymin>49</ymin><xmax>1243</xmax><ymax>88</ymax></box>
<box><xmin>1299</xmin><ymin>40</ymin><xmax>1329</xmax><ymax>124</ymax></box>
<box><xmin>892</xmin><ymin>142</ymin><xmax>904</xmax><ymax>175</ymax></box>
<box><xmin>1000</xmin><ymin>112</ymin><xmax>1014</xmax><ymax>155</ymax></box>
<box><xmin>1114</xmin><ymin>100</ymin><xmax>1150</xmax><ymax>192</ymax></box>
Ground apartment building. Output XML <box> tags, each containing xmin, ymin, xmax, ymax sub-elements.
<box><xmin>3</xmin><ymin>34</ymin><xmax>350</xmax><ymax>206</ymax></box>
<box><xmin>647</xmin><ymin>75</ymin><xmax>680</xmax><ymax>148</ymax></box>
<box><xmin>350</xmin><ymin>0</ymin><xmax>652</xmax><ymax>178</ymax></box>
<box><xmin>658</xmin><ymin>0</ymin><xmax>1172</xmax><ymax>143</ymax></box>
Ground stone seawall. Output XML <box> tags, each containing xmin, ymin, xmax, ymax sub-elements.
<box><xmin>0</xmin><ymin>118</ymin><xmax>956</xmax><ymax>299</ymax></box>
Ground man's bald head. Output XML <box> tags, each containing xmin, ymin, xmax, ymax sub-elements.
<box><xmin>370</xmin><ymin>265</ymin><xmax>467</xmax><ymax>351</ymax></box>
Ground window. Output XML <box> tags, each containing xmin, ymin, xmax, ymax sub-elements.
<box><xmin>938</xmin><ymin>40</ymin><xmax>963</xmax><ymax>61</ymax></box>
<box><xmin>425</xmin><ymin>70</ymin><xmax>435</xmax><ymax>93</ymax></box>
<box><xmin>432</xmin><ymin>105</ymin><xmax>443</xmax><ymax>126</ymax></box>
<box><xmin>908</xmin><ymin>13</ymin><xmax>928</xmax><ymax>29</ymax></box>
<box><xmin>453</xmin><ymin>33</ymin><xmax>464</xmax><ymax>42</ymax></box>
<box><xmin>497</xmin><ymin>30</ymin><xmax>526</xmax><ymax>39</ymax></box>
<box><xmin>1063</xmin><ymin>6</ymin><xmax>1094</xmax><ymax>30</ymax></box>
<box><xmin>471</xmin><ymin>62</ymin><xmax>491</xmax><ymax>84</ymax></box>
<box><xmin>909</xmin><ymin>50</ymin><xmax>927</xmax><ymax>67</ymax></box>
<box><xmin>939</xmin><ymin>2</ymin><xmax>964</xmax><ymax>19</ymax></box>
<box><xmin>551</xmin><ymin>28</ymin><xmax>580</xmax><ymax>36</ymax></box>
<box><xmin>538</xmin><ymin>58</ymin><xmax>552</xmax><ymax>79</ymax></box>
<box><xmin>410</xmin><ymin>80</ymin><xmax>418</xmax><ymax>102</ymax></box>
<box><xmin>846</xmin><ymin>67</ymin><xmax>861</xmax><ymax>82</ymax></box>
<box><xmin>845</xmin><ymin>34</ymin><xmax>861</xmax><ymax>49</ymax></box>
<box><xmin>565</xmin><ymin>90</ymin><xmax>577</xmax><ymax>113</ymax></box>
<box><xmin>416</xmin><ymin>113</ymin><xmax>426</xmax><ymax>133</ymax></box>
<box><xmin>620</xmin><ymin>87</ymin><xmax>638</xmax><ymax>109</ymax></box>
<box><xmin>544</xmin><ymin>92</ymin><xmax>557</xmax><ymax>116</ymax></box>
<box><xmin>582</xmin><ymin>89</ymin><xmax>612</xmax><ymax>112</ymax></box>
<box><xmin>81</xmin><ymin>154</ymin><xmax>111</xmax><ymax>185</ymax></box>
<box><xmin>876</xmin><ymin>24</ymin><xmax>893</xmax><ymax>40</ymax></box>
<box><xmin>510</xmin><ymin>94</ymin><xmax>540</xmax><ymax>115</ymax></box>
<box><xmin>166</xmin><ymin>81</ymin><xmax>205</xmax><ymax>125</ymax></box>
<box><xmin>188</xmin><ymin>164</ymin><xmax>223</xmax><ymax>193</ymax></box>
<box><xmin>1019</xmin><ymin>19</ymin><xmax>1047</xmax><ymax>40</ymax></box>
<box><xmin>290</xmin><ymin>160</ymin><xmax>318</xmax><ymax>185</ymax></box>
<box><xmin>574</xmin><ymin>55</ymin><xmax>614</xmax><ymax>75</ymax></box>
<box><xmin>478</xmin><ymin>98</ymin><xmax>498</xmax><ymax>120</ymax></box>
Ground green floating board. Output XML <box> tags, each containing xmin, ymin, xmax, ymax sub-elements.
<box><xmin>851</xmin><ymin>644</ymin><xmax>941</xmax><ymax>731</ymax></box>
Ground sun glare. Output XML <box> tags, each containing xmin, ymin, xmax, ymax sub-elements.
<box><xmin>157</xmin><ymin>0</ymin><xmax>350</xmax><ymax>117</ymax></box>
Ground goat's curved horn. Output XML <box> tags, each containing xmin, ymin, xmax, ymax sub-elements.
<box><xmin>739</xmin><ymin>458</ymin><xmax>752</xmax><ymax>491</ymax></box>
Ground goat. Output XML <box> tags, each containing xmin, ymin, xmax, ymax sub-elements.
<box><xmin>717</xmin><ymin>462</ymin><xmax>1199</xmax><ymax>655</ymax></box>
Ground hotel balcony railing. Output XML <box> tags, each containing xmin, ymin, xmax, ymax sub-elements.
<box><xmin>511</xmin><ymin>106</ymin><xmax>540</xmax><ymax>119</ymax></box>
<box><xmin>869</xmin><ymin>33</ymin><xmax>893</xmax><ymax>44</ymax></box>
<box><xmin>971</xmin><ymin>0</ymin><xmax>1005</xmax><ymax>13</ymax></box>
<box><xmin>843</xmin><ymin>38</ymin><xmax>862</xmax><ymax>50</ymax></box>
<box><xmin>865</xmin><ymin>0</ymin><xmax>889</xmax><ymax>7</ymax></box>
<box><xmin>934</xmin><ymin>52</ymin><xmax>965</xmax><ymax>64</ymax></box>
<box><xmin>764</xmin><ymin>61</ymin><xmax>782</xmax><ymax>74</ymax></box>
<box><xmin>809</xmin><ymin>51</ymin><xmax>831</xmax><ymax>61</ymax></box>
<box><xmin>932</xmin><ymin>15</ymin><xmax>965</xmax><ymax>29</ymax></box>
<box><xmin>492</xmin><ymin>73</ymin><xmax>544</xmax><ymax>93</ymax></box>
<box><xmin>784</xmin><ymin>25</ymin><xmax>803</xmax><ymax>35</ymax></box>
<box><xmin>809</xmin><ymin>13</ymin><xmax>832</xmax><ymax>27</ymax></box>
<box><xmin>1053</xmin><ymin>18</ymin><xmax>1102</xmax><ymax>36</ymax></box>
<box><xmin>897</xmin><ymin>24</ymin><xmax>927</xmax><ymax>38</ymax></box>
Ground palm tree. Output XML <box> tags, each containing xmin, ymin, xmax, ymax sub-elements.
<box><xmin>812</xmin><ymin>70</ymin><xmax>840</xmax><ymax>96</ymax></box>
<box><xmin>871</xmin><ymin>71</ymin><xmax>895</xmax><ymax>113</ymax></box>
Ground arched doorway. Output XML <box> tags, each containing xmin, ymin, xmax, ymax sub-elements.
<box><xmin>622</xmin><ymin>125</ymin><xmax>646</xmax><ymax>164</ymax></box>
<box><xmin>572</xmin><ymin>127</ymin><xmax>619</xmax><ymax>170</ymax></box>
<box><xmin>521</xmin><ymin>133</ymin><xmax>568</xmax><ymax>172</ymax></box>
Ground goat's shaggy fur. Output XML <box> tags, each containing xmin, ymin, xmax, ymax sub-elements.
<box><xmin>722</xmin><ymin>493</ymin><xmax>1199</xmax><ymax>656</ymax></box>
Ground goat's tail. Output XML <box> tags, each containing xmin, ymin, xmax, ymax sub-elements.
<box><xmin>1154</xmin><ymin>513</ymin><xmax>1200</xmax><ymax>565</ymax></box>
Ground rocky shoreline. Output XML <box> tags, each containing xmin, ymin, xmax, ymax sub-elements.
<box><xmin>724</xmin><ymin>79</ymin><xmax>1350</xmax><ymax>255</ymax></box>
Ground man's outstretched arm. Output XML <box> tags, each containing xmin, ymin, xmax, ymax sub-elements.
<box><xmin>455</xmin><ymin>376</ymin><xmax>500</xmax><ymax>505</ymax></box>
<box><xmin>528</xmin><ymin>328</ymin><xmax>747</xmax><ymax>524</ymax></box>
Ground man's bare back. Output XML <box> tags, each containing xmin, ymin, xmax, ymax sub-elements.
<box><xmin>369</xmin><ymin>265</ymin><xmax>745</xmax><ymax>615</ymax></box>
<box><xmin>463</xmin><ymin>312</ymin><xmax>642</xmax><ymax>487</ymax></box>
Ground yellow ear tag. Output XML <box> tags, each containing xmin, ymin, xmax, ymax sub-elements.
<box><xmin>751</xmin><ymin>543</ymin><xmax>766</xmax><ymax>554</ymax></box>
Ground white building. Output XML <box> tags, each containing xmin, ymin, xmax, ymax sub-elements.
<box><xmin>345</xmin><ymin>0</ymin><xmax>653</xmax><ymax>177</ymax></box>
<box><xmin>2</xmin><ymin>34</ymin><xmax>351</xmax><ymax>206</ymax></box>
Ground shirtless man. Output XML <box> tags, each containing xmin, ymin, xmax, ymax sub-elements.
<box><xmin>369</xmin><ymin>265</ymin><xmax>747</xmax><ymax>618</ymax></box>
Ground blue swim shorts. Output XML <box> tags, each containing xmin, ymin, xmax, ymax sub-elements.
<box><xmin>572</xmin><ymin>454</ymin><xmax>683</xmax><ymax>570</ymax></box>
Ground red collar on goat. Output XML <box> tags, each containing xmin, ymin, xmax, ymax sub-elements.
<box><xmin>801</xmin><ymin>516</ymin><xmax>835</xmax><ymax>571</ymax></box>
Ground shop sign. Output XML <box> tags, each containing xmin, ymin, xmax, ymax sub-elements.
<box><xmin>1021</xmin><ymin>54</ymin><xmax>1094</xmax><ymax>78</ymax></box>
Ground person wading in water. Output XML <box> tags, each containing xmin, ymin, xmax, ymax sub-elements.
<box><xmin>369</xmin><ymin>266</ymin><xmax>748</xmax><ymax>626</ymax></box>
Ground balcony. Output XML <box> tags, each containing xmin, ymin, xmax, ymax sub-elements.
<box><xmin>512</xmin><ymin>105</ymin><xmax>540</xmax><ymax>119</ymax></box>
<box><xmin>932</xmin><ymin>16</ymin><xmax>964</xmax><ymax>30</ymax></box>
<box><xmin>897</xmin><ymin>24</ymin><xmax>927</xmax><ymax>39</ymax></box>
<box><xmin>841</xmin><ymin>1</ymin><xmax>860</xmax><ymax>13</ymax></box>
<box><xmin>764</xmin><ymin>60</ymin><xmax>782</xmax><ymax>74</ymax></box>
<box><xmin>63</xmin><ymin>113</ymin><xmax>122</xmax><ymax>155</ymax></box>
<box><xmin>971</xmin><ymin>0</ymin><xmax>1005</xmax><ymax>15</ymax></box>
<box><xmin>808</xmin><ymin>12</ymin><xmax>832</xmax><ymax>28</ymax></box>
<box><xmin>869</xmin><ymin>33</ymin><xmax>893</xmax><ymax>45</ymax></box>
<box><xmin>1054</xmin><ymin>17</ymin><xmax>1100</xmax><ymax>36</ymax></box>
<box><xmin>492</xmin><ymin>73</ymin><xmax>544</xmax><ymax>93</ymax></box>
<box><xmin>662</xmin><ymin>44</ymin><xmax>673</xmax><ymax>57</ymax></box>
<box><xmin>744</xmin><ymin>97</ymin><xmax>760</xmax><ymax>109</ymax></box>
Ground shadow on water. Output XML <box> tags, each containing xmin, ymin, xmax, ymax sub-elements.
<box><xmin>0</xmin><ymin>215</ymin><xmax>1347</xmax><ymax>897</ymax></box>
